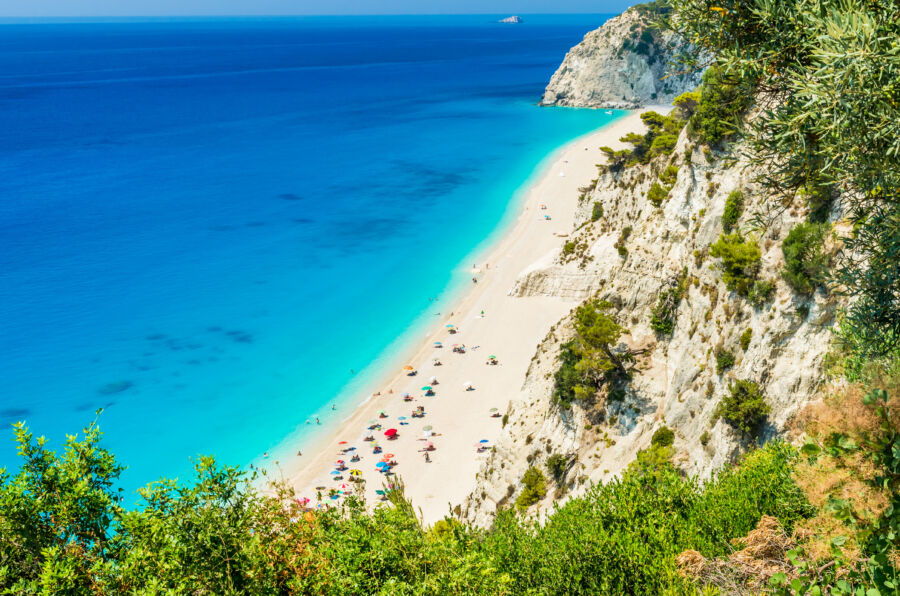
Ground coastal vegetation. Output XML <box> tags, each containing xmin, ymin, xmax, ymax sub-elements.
<box><xmin>5</xmin><ymin>381</ymin><xmax>896</xmax><ymax>595</ymax></box>
<box><xmin>552</xmin><ymin>299</ymin><xmax>634</xmax><ymax>409</ymax></box>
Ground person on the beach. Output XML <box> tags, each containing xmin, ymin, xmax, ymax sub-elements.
<box><xmin>316</xmin><ymin>417</ymin><xmax>321</xmax><ymax>425</ymax></box>
<box><xmin>297</xmin><ymin>450</ymin><xmax>302</xmax><ymax>456</ymax></box>
<box><xmin>424</xmin><ymin>452</ymin><xmax>431</xmax><ymax>463</ymax></box>
<box><xmin>331</xmin><ymin>404</ymin><xmax>336</xmax><ymax>410</ymax></box>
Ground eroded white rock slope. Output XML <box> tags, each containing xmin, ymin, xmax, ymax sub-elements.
<box><xmin>461</xmin><ymin>123</ymin><xmax>840</xmax><ymax>527</ymax></box>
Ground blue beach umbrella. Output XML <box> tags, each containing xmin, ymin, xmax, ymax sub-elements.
<box><xmin>330</xmin><ymin>470</ymin><xmax>340</xmax><ymax>475</ymax></box>
<box><xmin>479</xmin><ymin>439</ymin><xmax>489</xmax><ymax>444</ymax></box>
<box><xmin>375</xmin><ymin>462</ymin><xmax>389</xmax><ymax>469</ymax></box>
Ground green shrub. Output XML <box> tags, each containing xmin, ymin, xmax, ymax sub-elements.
<box><xmin>545</xmin><ymin>454</ymin><xmax>570</xmax><ymax>484</ymax></box>
<box><xmin>650</xmin><ymin>425</ymin><xmax>675</xmax><ymax>448</ymax></box>
<box><xmin>721</xmin><ymin>189</ymin><xmax>744</xmax><ymax>232</ymax></box>
<box><xmin>715</xmin><ymin>348</ymin><xmax>735</xmax><ymax>373</ymax></box>
<box><xmin>710</xmin><ymin>233</ymin><xmax>761</xmax><ymax>296</ymax></box>
<box><xmin>649</xmin><ymin>133</ymin><xmax>678</xmax><ymax>159</ymax></box>
<box><xmin>659</xmin><ymin>164</ymin><xmax>679</xmax><ymax>188</ymax></box>
<box><xmin>591</xmin><ymin>202</ymin><xmax>604</xmax><ymax>221</ymax></box>
<box><xmin>562</xmin><ymin>240</ymin><xmax>576</xmax><ymax>256</ymax></box>
<box><xmin>699</xmin><ymin>431</ymin><xmax>710</xmax><ymax>446</ymax></box>
<box><xmin>647</xmin><ymin>181</ymin><xmax>668</xmax><ymax>207</ymax></box>
<box><xmin>672</xmin><ymin>89</ymin><xmax>700</xmax><ymax>119</ymax></box>
<box><xmin>515</xmin><ymin>466</ymin><xmax>548</xmax><ymax>512</ymax></box>
<box><xmin>715</xmin><ymin>379</ymin><xmax>771</xmax><ymax>434</ymax></box>
<box><xmin>747</xmin><ymin>279</ymin><xmax>776</xmax><ymax>306</ymax></box>
<box><xmin>782</xmin><ymin>222</ymin><xmax>829</xmax><ymax>295</ymax></box>
<box><xmin>615</xmin><ymin>226</ymin><xmax>632</xmax><ymax>257</ymax></box>
<box><xmin>739</xmin><ymin>328</ymin><xmax>753</xmax><ymax>351</ymax></box>
<box><xmin>689</xmin><ymin>65</ymin><xmax>755</xmax><ymax>146</ymax></box>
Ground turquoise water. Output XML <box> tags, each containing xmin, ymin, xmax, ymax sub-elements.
<box><xmin>0</xmin><ymin>15</ymin><xmax>617</xmax><ymax>491</ymax></box>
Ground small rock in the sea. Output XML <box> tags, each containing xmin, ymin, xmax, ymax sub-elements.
<box><xmin>97</xmin><ymin>380</ymin><xmax>133</xmax><ymax>395</ymax></box>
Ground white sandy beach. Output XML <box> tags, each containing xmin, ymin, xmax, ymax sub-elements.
<box><xmin>279</xmin><ymin>109</ymin><xmax>656</xmax><ymax>524</ymax></box>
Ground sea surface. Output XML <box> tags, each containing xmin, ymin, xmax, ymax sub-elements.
<box><xmin>0</xmin><ymin>14</ymin><xmax>617</xmax><ymax>492</ymax></box>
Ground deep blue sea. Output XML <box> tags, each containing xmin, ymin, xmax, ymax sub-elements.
<box><xmin>0</xmin><ymin>14</ymin><xmax>616</xmax><ymax>491</ymax></box>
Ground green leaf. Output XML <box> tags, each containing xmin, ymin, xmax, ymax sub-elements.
<box><xmin>770</xmin><ymin>571</ymin><xmax>787</xmax><ymax>586</ymax></box>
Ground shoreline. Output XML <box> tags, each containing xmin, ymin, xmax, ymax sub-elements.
<box><xmin>269</xmin><ymin>109</ymin><xmax>657</xmax><ymax>524</ymax></box>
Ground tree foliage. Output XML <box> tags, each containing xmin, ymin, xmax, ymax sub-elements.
<box><xmin>553</xmin><ymin>300</ymin><xmax>634</xmax><ymax>408</ymax></box>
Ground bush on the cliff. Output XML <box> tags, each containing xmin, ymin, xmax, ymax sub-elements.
<box><xmin>715</xmin><ymin>379</ymin><xmax>770</xmax><ymax>434</ymax></box>
<box><xmin>781</xmin><ymin>222</ymin><xmax>830</xmax><ymax>295</ymax></box>
<box><xmin>688</xmin><ymin>65</ymin><xmax>755</xmax><ymax>146</ymax></box>
<box><xmin>710</xmin><ymin>233</ymin><xmax>761</xmax><ymax>296</ymax></box>
<box><xmin>515</xmin><ymin>466</ymin><xmax>548</xmax><ymax>512</ymax></box>
<box><xmin>721</xmin><ymin>189</ymin><xmax>744</xmax><ymax>232</ymax></box>
<box><xmin>647</xmin><ymin>181</ymin><xmax>668</xmax><ymax>208</ymax></box>
<box><xmin>553</xmin><ymin>300</ymin><xmax>631</xmax><ymax>408</ymax></box>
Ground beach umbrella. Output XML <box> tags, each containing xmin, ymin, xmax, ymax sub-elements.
<box><xmin>336</xmin><ymin>459</ymin><xmax>345</xmax><ymax>464</ymax></box>
<box><xmin>489</xmin><ymin>408</ymin><xmax>498</xmax><ymax>413</ymax></box>
<box><xmin>479</xmin><ymin>439</ymin><xmax>489</xmax><ymax>443</ymax></box>
<box><xmin>377</xmin><ymin>410</ymin><xmax>387</xmax><ymax>415</ymax></box>
<box><xmin>421</xmin><ymin>386</ymin><xmax>432</xmax><ymax>391</ymax></box>
<box><xmin>338</xmin><ymin>441</ymin><xmax>347</xmax><ymax>445</ymax></box>
<box><xmin>403</xmin><ymin>365</ymin><xmax>414</xmax><ymax>371</ymax></box>
<box><xmin>349</xmin><ymin>470</ymin><xmax>361</xmax><ymax>476</ymax></box>
<box><xmin>464</xmin><ymin>381</ymin><xmax>473</xmax><ymax>388</ymax></box>
<box><xmin>425</xmin><ymin>442</ymin><xmax>434</xmax><ymax>449</ymax></box>
<box><xmin>445</xmin><ymin>324</ymin><xmax>455</xmax><ymax>328</ymax></box>
<box><xmin>488</xmin><ymin>355</ymin><xmax>497</xmax><ymax>359</ymax></box>
<box><xmin>432</xmin><ymin>357</ymin><xmax>440</xmax><ymax>361</ymax></box>
<box><xmin>401</xmin><ymin>392</ymin><xmax>410</xmax><ymax>398</ymax></box>
<box><xmin>433</xmin><ymin>341</ymin><xmax>442</xmax><ymax>345</ymax></box>
<box><xmin>330</xmin><ymin>470</ymin><xmax>340</xmax><ymax>475</ymax></box>
<box><xmin>384</xmin><ymin>428</ymin><xmax>398</xmax><ymax>437</ymax></box>
<box><xmin>385</xmin><ymin>453</ymin><xmax>395</xmax><ymax>458</ymax></box>
<box><xmin>375</xmin><ymin>489</ymin><xmax>386</xmax><ymax>495</ymax></box>
<box><xmin>375</xmin><ymin>462</ymin><xmax>389</xmax><ymax>469</ymax></box>
<box><xmin>398</xmin><ymin>416</ymin><xmax>407</xmax><ymax>420</ymax></box>
<box><xmin>423</xmin><ymin>425</ymin><xmax>433</xmax><ymax>431</ymax></box>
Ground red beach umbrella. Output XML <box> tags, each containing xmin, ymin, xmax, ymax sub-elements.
<box><xmin>384</xmin><ymin>428</ymin><xmax>398</xmax><ymax>438</ymax></box>
<box><xmin>338</xmin><ymin>441</ymin><xmax>348</xmax><ymax>445</ymax></box>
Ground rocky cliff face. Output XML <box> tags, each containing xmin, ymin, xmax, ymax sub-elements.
<box><xmin>541</xmin><ymin>6</ymin><xmax>703</xmax><ymax>109</ymax></box>
<box><xmin>461</xmin><ymin>122</ymin><xmax>840</xmax><ymax>527</ymax></box>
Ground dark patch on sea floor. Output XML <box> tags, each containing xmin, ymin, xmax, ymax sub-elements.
<box><xmin>291</xmin><ymin>218</ymin><xmax>314</xmax><ymax>224</ymax></box>
<box><xmin>0</xmin><ymin>407</ymin><xmax>30</xmax><ymax>423</ymax></box>
<box><xmin>279</xmin><ymin>193</ymin><xmax>304</xmax><ymax>201</ymax></box>
<box><xmin>97</xmin><ymin>380</ymin><xmax>133</xmax><ymax>395</ymax></box>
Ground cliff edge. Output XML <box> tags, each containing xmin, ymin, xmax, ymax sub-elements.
<box><xmin>541</xmin><ymin>4</ymin><xmax>702</xmax><ymax>109</ymax></box>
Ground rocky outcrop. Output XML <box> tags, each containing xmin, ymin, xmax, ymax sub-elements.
<box><xmin>541</xmin><ymin>6</ymin><xmax>703</xmax><ymax>109</ymax></box>
<box><xmin>462</xmin><ymin>122</ymin><xmax>841</xmax><ymax>527</ymax></box>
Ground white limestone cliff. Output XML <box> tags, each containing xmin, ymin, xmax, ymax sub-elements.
<box><xmin>541</xmin><ymin>6</ymin><xmax>703</xmax><ymax>109</ymax></box>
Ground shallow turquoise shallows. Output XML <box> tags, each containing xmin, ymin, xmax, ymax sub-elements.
<box><xmin>0</xmin><ymin>14</ymin><xmax>619</xmax><ymax>493</ymax></box>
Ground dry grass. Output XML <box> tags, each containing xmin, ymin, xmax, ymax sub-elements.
<box><xmin>676</xmin><ymin>516</ymin><xmax>797</xmax><ymax>594</ymax></box>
